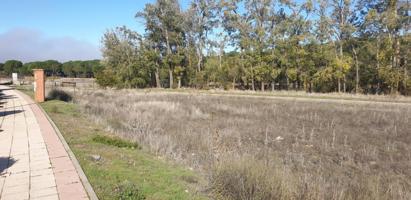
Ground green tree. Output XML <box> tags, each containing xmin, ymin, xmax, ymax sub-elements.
<box><xmin>62</xmin><ymin>61</ymin><xmax>75</xmax><ymax>77</ymax></box>
<box><xmin>4</xmin><ymin>60</ymin><xmax>23</xmax><ymax>75</ymax></box>
<box><xmin>354</xmin><ymin>0</ymin><xmax>410</xmax><ymax>94</ymax></box>
<box><xmin>91</xmin><ymin>0</ymin><xmax>410</xmax><ymax>95</ymax></box>
<box><xmin>330</xmin><ymin>0</ymin><xmax>356</xmax><ymax>92</ymax></box>
<box><xmin>137</xmin><ymin>0</ymin><xmax>185</xmax><ymax>88</ymax></box>
<box><xmin>101</xmin><ymin>26</ymin><xmax>152</xmax><ymax>88</ymax></box>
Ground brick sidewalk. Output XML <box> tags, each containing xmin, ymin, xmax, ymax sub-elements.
<box><xmin>0</xmin><ymin>86</ymin><xmax>89</xmax><ymax>200</ymax></box>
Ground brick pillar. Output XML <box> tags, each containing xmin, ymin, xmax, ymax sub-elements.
<box><xmin>33</xmin><ymin>69</ymin><xmax>45</xmax><ymax>102</ymax></box>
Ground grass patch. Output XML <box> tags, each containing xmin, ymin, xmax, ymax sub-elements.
<box><xmin>36</xmin><ymin>99</ymin><xmax>207</xmax><ymax>200</ymax></box>
<box><xmin>92</xmin><ymin>135</ymin><xmax>140</xmax><ymax>149</ymax></box>
<box><xmin>14</xmin><ymin>85</ymin><xmax>34</xmax><ymax>99</ymax></box>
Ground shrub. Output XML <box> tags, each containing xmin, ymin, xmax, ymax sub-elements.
<box><xmin>95</xmin><ymin>68</ymin><xmax>118</xmax><ymax>88</ymax></box>
<box><xmin>47</xmin><ymin>89</ymin><xmax>72</xmax><ymax>102</ymax></box>
<box><xmin>212</xmin><ymin>157</ymin><xmax>411</xmax><ymax>200</ymax></box>
<box><xmin>212</xmin><ymin>158</ymin><xmax>283</xmax><ymax>200</ymax></box>
<box><xmin>92</xmin><ymin>135</ymin><xmax>140</xmax><ymax>149</ymax></box>
<box><xmin>114</xmin><ymin>180</ymin><xmax>145</xmax><ymax>200</ymax></box>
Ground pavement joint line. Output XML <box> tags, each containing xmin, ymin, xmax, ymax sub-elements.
<box><xmin>24</xmin><ymin>108</ymin><xmax>32</xmax><ymax>200</ymax></box>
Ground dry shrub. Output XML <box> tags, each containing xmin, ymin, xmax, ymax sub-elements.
<box><xmin>47</xmin><ymin>89</ymin><xmax>72</xmax><ymax>102</ymax></box>
<box><xmin>212</xmin><ymin>157</ymin><xmax>290</xmax><ymax>200</ymax></box>
<box><xmin>212</xmin><ymin>156</ymin><xmax>411</xmax><ymax>200</ymax></box>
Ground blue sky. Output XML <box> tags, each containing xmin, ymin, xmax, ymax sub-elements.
<box><xmin>0</xmin><ymin>0</ymin><xmax>190</xmax><ymax>62</ymax></box>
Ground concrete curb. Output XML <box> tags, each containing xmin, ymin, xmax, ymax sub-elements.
<box><xmin>15</xmin><ymin>89</ymin><xmax>99</xmax><ymax>200</ymax></box>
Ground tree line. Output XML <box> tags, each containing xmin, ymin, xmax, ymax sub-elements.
<box><xmin>95</xmin><ymin>1</ymin><xmax>408</xmax><ymax>95</ymax></box>
<box><xmin>0</xmin><ymin>59</ymin><xmax>103</xmax><ymax>78</ymax></box>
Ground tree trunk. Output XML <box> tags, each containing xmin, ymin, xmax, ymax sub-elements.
<box><xmin>251</xmin><ymin>66</ymin><xmax>255</xmax><ymax>91</ymax></box>
<box><xmin>271</xmin><ymin>82</ymin><xmax>275</xmax><ymax>92</ymax></box>
<box><xmin>197</xmin><ymin>44</ymin><xmax>203</xmax><ymax>72</ymax></box>
<box><xmin>197</xmin><ymin>55</ymin><xmax>202</xmax><ymax>72</ymax></box>
<box><xmin>261</xmin><ymin>81</ymin><xmax>264</xmax><ymax>92</ymax></box>
<box><xmin>296</xmin><ymin>56</ymin><xmax>301</xmax><ymax>90</ymax></box>
<box><xmin>219</xmin><ymin>54</ymin><xmax>222</xmax><ymax>69</ymax></box>
<box><xmin>219</xmin><ymin>40</ymin><xmax>224</xmax><ymax>69</ymax></box>
<box><xmin>164</xmin><ymin>26</ymin><xmax>173</xmax><ymax>88</ymax></box>
<box><xmin>286</xmin><ymin>76</ymin><xmax>289</xmax><ymax>90</ymax></box>
<box><xmin>178</xmin><ymin>77</ymin><xmax>181</xmax><ymax>89</ymax></box>
<box><xmin>376</xmin><ymin>36</ymin><xmax>381</xmax><ymax>94</ymax></box>
<box><xmin>339</xmin><ymin>28</ymin><xmax>344</xmax><ymax>94</ymax></box>
<box><xmin>169</xmin><ymin>68</ymin><xmax>173</xmax><ymax>88</ymax></box>
<box><xmin>303</xmin><ymin>77</ymin><xmax>307</xmax><ymax>92</ymax></box>
<box><xmin>388</xmin><ymin>32</ymin><xmax>394</xmax><ymax>68</ymax></box>
<box><xmin>309</xmin><ymin>82</ymin><xmax>312</xmax><ymax>93</ymax></box>
<box><xmin>404</xmin><ymin>48</ymin><xmax>409</xmax><ymax>93</ymax></box>
<box><xmin>155</xmin><ymin>67</ymin><xmax>161</xmax><ymax>88</ymax></box>
<box><xmin>352</xmin><ymin>46</ymin><xmax>359</xmax><ymax>93</ymax></box>
<box><xmin>232</xmin><ymin>77</ymin><xmax>236</xmax><ymax>90</ymax></box>
<box><xmin>395</xmin><ymin>37</ymin><xmax>401</xmax><ymax>94</ymax></box>
<box><xmin>343</xmin><ymin>75</ymin><xmax>346</xmax><ymax>93</ymax></box>
<box><xmin>395</xmin><ymin>36</ymin><xmax>400</xmax><ymax>69</ymax></box>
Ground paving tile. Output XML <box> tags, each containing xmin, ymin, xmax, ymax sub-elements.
<box><xmin>31</xmin><ymin>175</ymin><xmax>55</xmax><ymax>188</ymax></box>
<box><xmin>30</xmin><ymin>162</ymin><xmax>52</xmax><ymax>171</ymax></box>
<box><xmin>31</xmin><ymin>194</ymin><xmax>59</xmax><ymax>200</ymax></box>
<box><xmin>7</xmin><ymin>167</ymin><xmax>29</xmax><ymax>174</ymax></box>
<box><xmin>30</xmin><ymin>186</ymin><xmax>58</xmax><ymax>198</ymax></box>
<box><xmin>0</xmin><ymin>176</ymin><xmax>5</xmax><ymax>194</ymax></box>
<box><xmin>55</xmin><ymin>170</ymin><xmax>81</xmax><ymax>186</ymax></box>
<box><xmin>1</xmin><ymin>192</ymin><xmax>29</xmax><ymax>200</ymax></box>
<box><xmin>30</xmin><ymin>156</ymin><xmax>50</xmax><ymax>163</ymax></box>
<box><xmin>30</xmin><ymin>181</ymin><xmax>57</xmax><ymax>191</ymax></box>
<box><xmin>50</xmin><ymin>157</ymin><xmax>76</xmax><ymax>172</ymax></box>
<box><xmin>30</xmin><ymin>151</ymin><xmax>50</xmax><ymax>158</ymax></box>
<box><xmin>30</xmin><ymin>177</ymin><xmax>56</xmax><ymax>191</ymax></box>
<box><xmin>2</xmin><ymin>183</ymin><xmax>29</xmax><ymax>196</ymax></box>
<box><xmin>4</xmin><ymin>173</ymin><xmax>29</xmax><ymax>187</ymax></box>
<box><xmin>57</xmin><ymin>183</ymin><xmax>89</xmax><ymax>200</ymax></box>
<box><xmin>29</xmin><ymin>145</ymin><xmax>47</xmax><ymax>150</ymax></box>
<box><xmin>30</xmin><ymin>168</ymin><xmax>54</xmax><ymax>177</ymax></box>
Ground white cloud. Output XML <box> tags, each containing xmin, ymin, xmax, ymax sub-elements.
<box><xmin>0</xmin><ymin>28</ymin><xmax>101</xmax><ymax>63</ymax></box>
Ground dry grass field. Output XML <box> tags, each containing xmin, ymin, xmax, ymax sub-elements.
<box><xmin>73</xmin><ymin>89</ymin><xmax>411</xmax><ymax>200</ymax></box>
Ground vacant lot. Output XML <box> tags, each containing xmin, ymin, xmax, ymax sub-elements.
<box><xmin>74</xmin><ymin>89</ymin><xmax>411</xmax><ymax>200</ymax></box>
<box><xmin>16</xmin><ymin>86</ymin><xmax>207</xmax><ymax>200</ymax></box>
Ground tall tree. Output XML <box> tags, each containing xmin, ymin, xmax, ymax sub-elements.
<box><xmin>137</xmin><ymin>0</ymin><xmax>185</xmax><ymax>88</ymax></box>
<box><xmin>186</xmin><ymin>0</ymin><xmax>219</xmax><ymax>73</ymax></box>
<box><xmin>355</xmin><ymin>0</ymin><xmax>410</xmax><ymax>94</ymax></box>
<box><xmin>330</xmin><ymin>0</ymin><xmax>356</xmax><ymax>92</ymax></box>
<box><xmin>101</xmin><ymin>26</ymin><xmax>152</xmax><ymax>88</ymax></box>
